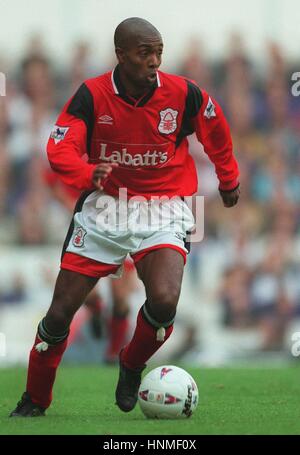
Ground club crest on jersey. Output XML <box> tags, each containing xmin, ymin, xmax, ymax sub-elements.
<box><xmin>158</xmin><ymin>108</ymin><xmax>178</xmax><ymax>134</ymax></box>
<box><xmin>72</xmin><ymin>227</ymin><xmax>87</xmax><ymax>247</ymax></box>
<box><xmin>204</xmin><ymin>97</ymin><xmax>216</xmax><ymax>119</ymax></box>
<box><xmin>50</xmin><ymin>125</ymin><xmax>69</xmax><ymax>144</ymax></box>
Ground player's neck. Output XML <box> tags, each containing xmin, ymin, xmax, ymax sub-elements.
<box><xmin>118</xmin><ymin>69</ymin><xmax>152</xmax><ymax>99</ymax></box>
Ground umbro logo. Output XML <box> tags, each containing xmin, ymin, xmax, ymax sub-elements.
<box><xmin>98</xmin><ymin>114</ymin><xmax>114</xmax><ymax>125</ymax></box>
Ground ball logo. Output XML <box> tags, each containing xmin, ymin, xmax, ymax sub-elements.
<box><xmin>160</xmin><ymin>367</ymin><xmax>172</xmax><ymax>379</ymax></box>
<box><xmin>182</xmin><ymin>385</ymin><xmax>192</xmax><ymax>417</ymax></box>
<box><xmin>139</xmin><ymin>390</ymin><xmax>149</xmax><ymax>401</ymax></box>
<box><xmin>73</xmin><ymin>227</ymin><xmax>87</xmax><ymax>247</ymax></box>
<box><xmin>156</xmin><ymin>393</ymin><xmax>164</xmax><ymax>403</ymax></box>
<box><xmin>164</xmin><ymin>393</ymin><xmax>182</xmax><ymax>405</ymax></box>
<box><xmin>158</xmin><ymin>108</ymin><xmax>178</xmax><ymax>134</ymax></box>
<box><xmin>191</xmin><ymin>381</ymin><xmax>197</xmax><ymax>391</ymax></box>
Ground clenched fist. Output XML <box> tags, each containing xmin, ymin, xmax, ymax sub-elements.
<box><xmin>92</xmin><ymin>162</ymin><xmax>119</xmax><ymax>190</ymax></box>
<box><xmin>219</xmin><ymin>184</ymin><xmax>240</xmax><ymax>208</ymax></box>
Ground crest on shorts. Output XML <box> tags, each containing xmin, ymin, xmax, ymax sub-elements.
<box><xmin>158</xmin><ymin>108</ymin><xmax>178</xmax><ymax>134</ymax></box>
<box><xmin>72</xmin><ymin>227</ymin><xmax>87</xmax><ymax>247</ymax></box>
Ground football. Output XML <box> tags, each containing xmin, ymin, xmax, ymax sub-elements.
<box><xmin>138</xmin><ymin>365</ymin><xmax>199</xmax><ymax>419</ymax></box>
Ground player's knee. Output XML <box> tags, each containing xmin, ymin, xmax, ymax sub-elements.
<box><xmin>149</xmin><ymin>286</ymin><xmax>180</xmax><ymax>307</ymax></box>
<box><xmin>46</xmin><ymin>292</ymin><xmax>74</xmax><ymax>332</ymax></box>
<box><xmin>45</xmin><ymin>305</ymin><xmax>74</xmax><ymax>333</ymax></box>
<box><xmin>148</xmin><ymin>287</ymin><xmax>180</xmax><ymax>322</ymax></box>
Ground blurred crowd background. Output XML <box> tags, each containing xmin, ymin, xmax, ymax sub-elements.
<box><xmin>0</xmin><ymin>22</ymin><xmax>300</xmax><ymax>365</ymax></box>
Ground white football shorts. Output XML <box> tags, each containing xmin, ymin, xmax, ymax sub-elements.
<box><xmin>61</xmin><ymin>190</ymin><xmax>195</xmax><ymax>278</ymax></box>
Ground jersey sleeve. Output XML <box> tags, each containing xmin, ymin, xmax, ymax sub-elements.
<box><xmin>47</xmin><ymin>83</ymin><xmax>97</xmax><ymax>191</ymax></box>
<box><xmin>186</xmin><ymin>81</ymin><xmax>240</xmax><ymax>191</ymax></box>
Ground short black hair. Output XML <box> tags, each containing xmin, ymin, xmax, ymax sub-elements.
<box><xmin>114</xmin><ymin>17</ymin><xmax>161</xmax><ymax>49</ymax></box>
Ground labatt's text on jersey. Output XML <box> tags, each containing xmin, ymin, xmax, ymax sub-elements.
<box><xmin>98</xmin><ymin>142</ymin><xmax>168</xmax><ymax>167</ymax></box>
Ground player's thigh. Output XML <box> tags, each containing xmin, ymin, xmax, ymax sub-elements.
<box><xmin>48</xmin><ymin>269</ymin><xmax>99</xmax><ymax>318</ymax></box>
<box><xmin>111</xmin><ymin>267</ymin><xmax>138</xmax><ymax>298</ymax></box>
<box><xmin>135</xmin><ymin>248</ymin><xmax>184</xmax><ymax>301</ymax></box>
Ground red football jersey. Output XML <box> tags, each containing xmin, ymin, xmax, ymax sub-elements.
<box><xmin>47</xmin><ymin>66</ymin><xmax>239</xmax><ymax>198</ymax></box>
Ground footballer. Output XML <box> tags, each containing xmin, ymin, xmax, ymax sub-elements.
<box><xmin>10</xmin><ymin>17</ymin><xmax>240</xmax><ymax>417</ymax></box>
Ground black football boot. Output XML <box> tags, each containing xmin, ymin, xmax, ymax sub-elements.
<box><xmin>9</xmin><ymin>392</ymin><xmax>46</xmax><ymax>417</ymax></box>
<box><xmin>115</xmin><ymin>351</ymin><xmax>146</xmax><ymax>412</ymax></box>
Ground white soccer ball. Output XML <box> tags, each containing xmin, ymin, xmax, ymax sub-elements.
<box><xmin>138</xmin><ymin>365</ymin><xmax>199</xmax><ymax>419</ymax></box>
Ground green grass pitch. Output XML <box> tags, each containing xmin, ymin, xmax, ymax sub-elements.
<box><xmin>1</xmin><ymin>365</ymin><xmax>300</xmax><ymax>435</ymax></box>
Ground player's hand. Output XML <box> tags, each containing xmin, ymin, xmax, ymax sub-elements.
<box><xmin>92</xmin><ymin>162</ymin><xmax>119</xmax><ymax>190</ymax></box>
<box><xmin>219</xmin><ymin>184</ymin><xmax>240</xmax><ymax>208</ymax></box>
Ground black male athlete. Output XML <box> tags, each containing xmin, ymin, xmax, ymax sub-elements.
<box><xmin>10</xmin><ymin>17</ymin><xmax>240</xmax><ymax>417</ymax></box>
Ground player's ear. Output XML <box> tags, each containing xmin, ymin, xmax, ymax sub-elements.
<box><xmin>115</xmin><ymin>47</ymin><xmax>125</xmax><ymax>63</ymax></box>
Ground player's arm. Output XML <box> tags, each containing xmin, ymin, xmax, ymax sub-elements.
<box><xmin>47</xmin><ymin>83</ymin><xmax>117</xmax><ymax>191</ymax></box>
<box><xmin>187</xmin><ymin>82</ymin><xmax>240</xmax><ymax>207</ymax></box>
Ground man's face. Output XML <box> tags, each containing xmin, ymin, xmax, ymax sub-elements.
<box><xmin>117</xmin><ymin>35</ymin><xmax>163</xmax><ymax>89</ymax></box>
